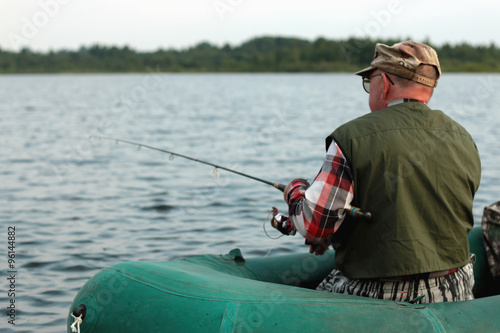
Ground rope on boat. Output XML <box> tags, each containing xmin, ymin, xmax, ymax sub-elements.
<box><xmin>70</xmin><ymin>313</ymin><xmax>83</xmax><ymax>333</ymax></box>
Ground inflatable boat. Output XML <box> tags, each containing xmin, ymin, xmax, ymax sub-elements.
<box><xmin>67</xmin><ymin>226</ymin><xmax>500</xmax><ymax>332</ymax></box>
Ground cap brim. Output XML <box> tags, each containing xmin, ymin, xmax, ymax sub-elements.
<box><xmin>355</xmin><ymin>66</ymin><xmax>376</xmax><ymax>77</ymax></box>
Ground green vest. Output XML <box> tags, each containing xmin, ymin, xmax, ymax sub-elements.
<box><xmin>330</xmin><ymin>102</ymin><xmax>481</xmax><ymax>279</ymax></box>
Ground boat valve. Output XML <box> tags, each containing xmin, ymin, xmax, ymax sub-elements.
<box><xmin>72</xmin><ymin>304</ymin><xmax>87</xmax><ymax>320</ymax></box>
<box><xmin>70</xmin><ymin>304</ymin><xmax>86</xmax><ymax>333</ymax></box>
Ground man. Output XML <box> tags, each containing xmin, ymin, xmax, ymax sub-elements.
<box><xmin>281</xmin><ymin>41</ymin><xmax>481</xmax><ymax>303</ymax></box>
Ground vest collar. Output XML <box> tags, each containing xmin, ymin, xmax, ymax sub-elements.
<box><xmin>385</xmin><ymin>98</ymin><xmax>427</xmax><ymax>108</ymax></box>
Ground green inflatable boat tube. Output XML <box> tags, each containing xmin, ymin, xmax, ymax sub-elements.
<box><xmin>67</xmin><ymin>227</ymin><xmax>500</xmax><ymax>332</ymax></box>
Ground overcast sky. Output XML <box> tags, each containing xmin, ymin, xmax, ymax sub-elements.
<box><xmin>1</xmin><ymin>0</ymin><xmax>499</xmax><ymax>52</ymax></box>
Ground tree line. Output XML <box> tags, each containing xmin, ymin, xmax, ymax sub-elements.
<box><xmin>1</xmin><ymin>36</ymin><xmax>499</xmax><ymax>73</ymax></box>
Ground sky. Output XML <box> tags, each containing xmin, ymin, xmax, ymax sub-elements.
<box><xmin>1</xmin><ymin>0</ymin><xmax>499</xmax><ymax>52</ymax></box>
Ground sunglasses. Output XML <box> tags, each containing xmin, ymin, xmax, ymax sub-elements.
<box><xmin>362</xmin><ymin>73</ymin><xmax>394</xmax><ymax>93</ymax></box>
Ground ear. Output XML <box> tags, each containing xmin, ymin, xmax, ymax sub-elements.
<box><xmin>382</xmin><ymin>73</ymin><xmax>392</xmax><ymax>99</ymax></box>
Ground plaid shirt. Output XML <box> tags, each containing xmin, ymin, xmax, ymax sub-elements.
<box><xmin>284</xmin><ymin>141</ymin><xmax>354</xmax><ymax>244</ymax></box>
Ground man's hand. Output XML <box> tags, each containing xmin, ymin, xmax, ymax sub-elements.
<box><xmin>270</xmin><ymin>207</ymin><xmax>296</xmax><ymax>236</ymax></box>
<box><xmin>306</xmin><ymin>240</ymin><xmax>330</xmax><ymax>255</ymax></box>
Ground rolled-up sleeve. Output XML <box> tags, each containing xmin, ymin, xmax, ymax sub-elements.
<box><xmin>285</xmin><ymin>142</ymin><xmax>354</xmax><ymax>243</ymax></box>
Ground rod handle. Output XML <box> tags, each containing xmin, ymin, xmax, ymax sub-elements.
<box><xmin>274</xmin><ymin>182</ymin><xmax>286</xmax><ymax>192</ymax></box>
<box><xmin>349</xmin><ymin>206</ymin><xmax>372</xmax><ymax>220</ymax></box>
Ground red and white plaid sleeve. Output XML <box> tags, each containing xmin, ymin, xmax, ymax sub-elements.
<box><xmin>284</xmin><ymin>141</ymin><xmax>354</xmax><ymax>244</ymax></box>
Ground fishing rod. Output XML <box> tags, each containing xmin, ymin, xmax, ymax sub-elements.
<box><xmin>91</xmin><ymin>136</ymin><xmax>286</xmax><ymax>191</ymax></box>
<box><xmin>90</xmin><ymin>136</ymin><xmax>371</xmax><ymax>220</ymax></box>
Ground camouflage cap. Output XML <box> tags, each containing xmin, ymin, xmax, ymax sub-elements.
<box><xmin>355</xmin><ymin>41</ymin><xmax>441</xmax><ymax>87</ymax></box>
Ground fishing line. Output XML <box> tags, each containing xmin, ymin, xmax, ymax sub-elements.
<box><xmin>263</xmin><ymin>208</ymin><xmax>284</xmax><ymax>240</ymax></box>
<box><xmin>90</xmin><ymin>135</ymin><xmax>286</xmax><ymax>192</ymax></box>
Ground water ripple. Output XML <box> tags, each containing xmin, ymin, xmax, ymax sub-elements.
<box><xmin>140</xmin><ymin>204</ymin><xmax>174</xmax><ymax>212</ymax></box>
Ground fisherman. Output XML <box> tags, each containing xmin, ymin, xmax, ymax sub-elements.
<box><xmin>278</xmin><ymin>41</ymin><xmax>481</xmax><ymax>303</ymax></box>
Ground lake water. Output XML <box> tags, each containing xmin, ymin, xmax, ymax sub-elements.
<box><xmin>1</xmin><ymin>73</ymin><xmax>499</xmax><ymax>332</ymax></box>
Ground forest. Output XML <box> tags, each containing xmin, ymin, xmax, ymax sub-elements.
<box><xmin>1</xmin><ymin>36</ymin><xmax>499</xmax><ymax>73</ymax></box>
